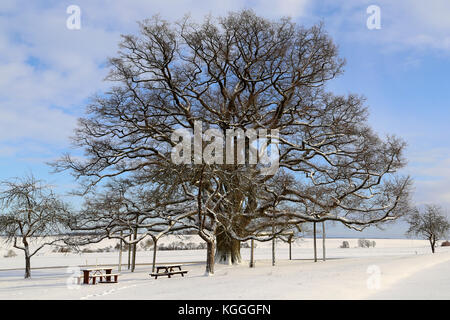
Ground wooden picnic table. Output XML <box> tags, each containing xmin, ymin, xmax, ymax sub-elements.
<box><xmin>80</xmin><ymin>267</ymin><xmax>119</xmax><ymax>285</ymax></box>
<box><xmin>155</xmin><ymin>264</ymin><xmax>183</xmax><ymax>273</ymax></box>
<box><xmin>151</xmin><ymin>264</ymin><xmax>188</xmax><ymax>279</ymax></box>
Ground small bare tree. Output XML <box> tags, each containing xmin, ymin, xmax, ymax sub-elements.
<box><xmin>0</xmin><ymin>175</ymin><xmax>70</xmax><ymax>278</ymax></box>
<box><xmin>406</xmin><ymin>205</ymin><xmax>450</xmax><ymax>253</ymax></box>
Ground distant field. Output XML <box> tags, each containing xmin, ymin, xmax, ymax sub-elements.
<box><xmin>0</xmin><ymin>236</ymin><xmax>437</xmax><ymax>270</ymax></box>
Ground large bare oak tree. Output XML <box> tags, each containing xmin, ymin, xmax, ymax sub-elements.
<box><xmin>53</xmin><ymin>10</ymin><xmax>411</xmax><ymax>271</ymax></box>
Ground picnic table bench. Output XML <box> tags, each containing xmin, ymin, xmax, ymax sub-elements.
<box><xmin>150</xmin><ymin>264</ymin><xmax>188</xmax><ymax>279</ymax></box>
<box><xmin>79</xmin><ymin>267</ymin><xmax>120</xmax><ymax>285</ymax></box>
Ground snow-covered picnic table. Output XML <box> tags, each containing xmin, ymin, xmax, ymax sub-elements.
<box><xmin>150</xmin><ymin>264</ymin><xmax>188</xmax><ymax>279</ymax></box>
<box><xmin>80</xmin><ymin>267</ymin><xmax>119</xmax><ymax>284</ymax></box>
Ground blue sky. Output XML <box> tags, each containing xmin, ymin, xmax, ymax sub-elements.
<box><xmin>1</xmin><ymin>0</ymin><xmax>450</xmax><ymax>238</ymax></box>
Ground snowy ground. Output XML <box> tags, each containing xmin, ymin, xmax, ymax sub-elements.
<box><xmin>1</xmin><ymin>236</ymin><xmax>450</xmax><ymax>299</ymax></box>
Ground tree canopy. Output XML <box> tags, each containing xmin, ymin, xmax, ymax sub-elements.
<box><xmin>53</xmin><ymin>10</ymin><xmax>412</xmax><ymax>271</ymax></box>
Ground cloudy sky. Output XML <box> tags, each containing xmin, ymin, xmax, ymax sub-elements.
<box><xmin>1</xmin><ymin>0</ymin><xmax>450</xmax><ymax>237</ymax></box>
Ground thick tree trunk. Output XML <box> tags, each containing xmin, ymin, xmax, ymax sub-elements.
<box><xmin>127</xmin><ymin>234</ymin><xmax>131</xmax><ymax>269</ymax></box>
<box><xmin>249</xmin><ymin>239</ymin><xmax>255</xmax><ymax>268</ymax></box>
<box><xmin>152</xmin><ymin>239</ymin><xmax>158</xmax><ymax>273</ymax></box>
<box><xmin>322</xmin><ymin>221</ymin><xmax>326</xmax><ymax>261</ymax></box>
<box><xmin>23</xmin><ymin>240</ymin><xmax>31</xmax><ymax>279</ymax></box>
<box><xmin>272</xmin><ymin>238</ymin><xmax>276</xmax><ymax>266</ymax></box>
<box><xmin>131</xmin><ymin>217</ymin><xmax>138</xmax><ymax>272</ymax></box>
<box><xmin>313</xmin><ymin>222</ymin><xmax>317</xmax><ymax>262</ymax></box>
<box><xmin>288</xmin><ymin>237</ymin><xmax>292</xmax><ymax>260</ymax></box>
<box><xmin>118</xmin><ymin>231</ymin><xmax>123</xmax><ymax>272</ymax></box>
<box><xmin>430</xmin><ymin>237</ymin><xmax>436</xmax><ymax>253</ymax></box>
<box><xmin>131</xmin><ymin>241</ymin><xmax>137</xmax><ymax>272</ymax></box>
<box><xmin>215</xmin><ymin>230</ymin><xmax>241</xmax><ymax>265</ymax></box>
<box><xmin>24</xmin><ymin>253</ymin><xmax>31</xmax><ymax>279</ymax></box>
<box><xmin>205</xmin><ymin>241</ymin><xmax>215</xmax><ymax>275</ymax></box>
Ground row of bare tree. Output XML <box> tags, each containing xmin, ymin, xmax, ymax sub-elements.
<box><xmin>0</xmin><ymin>174</ymin><xmax>447</xmax><ymax>278</ymax></box>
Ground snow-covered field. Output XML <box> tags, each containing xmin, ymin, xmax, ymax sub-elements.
<box><xmin>1</xmin><ymin>236</ymin><xmax>450</xmax><ymax>299</ymax></box>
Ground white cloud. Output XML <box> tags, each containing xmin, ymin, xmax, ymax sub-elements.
<box><xmin>406</xmin><ymin>148</ymin><xmax>450</xmax><ymax>209</ymax></box>
<box><xmin>245</xmin><ymin>0</ymin><xmax>309</xmax><ymax>18</ymax></box>
<box><xmin>0</xmin><ymin>0</ymin><xmax>311</xmax><ymax>160</ymax></box>
<box><xmin>0</xmin><ymin>2</ymin><xmax>116</xmax><ymax>153</ymax></box>
<box><xmin>314</xmin><ymin>0</ymin><xmax>450</xmax><ymax>53</ymax></box>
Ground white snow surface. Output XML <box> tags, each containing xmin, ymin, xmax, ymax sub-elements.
<box><xmin>1</xmin><ymin>236</ymin><xmax>450</xmax><ymax>299</ymax></box>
